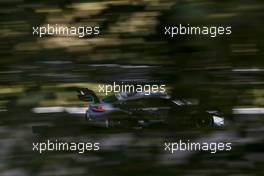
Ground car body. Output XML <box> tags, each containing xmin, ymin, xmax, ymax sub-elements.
<box><xmin>77</xmin><ymin>88</ymin><xmax>225</xmax><ymax>128</ymax></box>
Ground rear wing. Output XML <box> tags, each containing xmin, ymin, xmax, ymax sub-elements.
<box><xmin>77</xmin><ymin>88</ymin><xmax>100</xmax><ymax>103</ymax></box>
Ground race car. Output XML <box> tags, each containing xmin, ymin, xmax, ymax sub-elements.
<box><xmin>77</xmin><ymin>88</ymin><xmax>224</xmax><ymax>128</ymax></box>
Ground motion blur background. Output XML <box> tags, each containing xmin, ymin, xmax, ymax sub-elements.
<box><xmin>0</xmin><ymin>0</ymin><xmax>263</xmax><ymax>175</ymax></box>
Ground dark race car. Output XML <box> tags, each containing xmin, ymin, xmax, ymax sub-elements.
<box><xmin>77</xmin><ymin>88</ymin><xmax>225</xmax><ymax>129</ymax></box>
